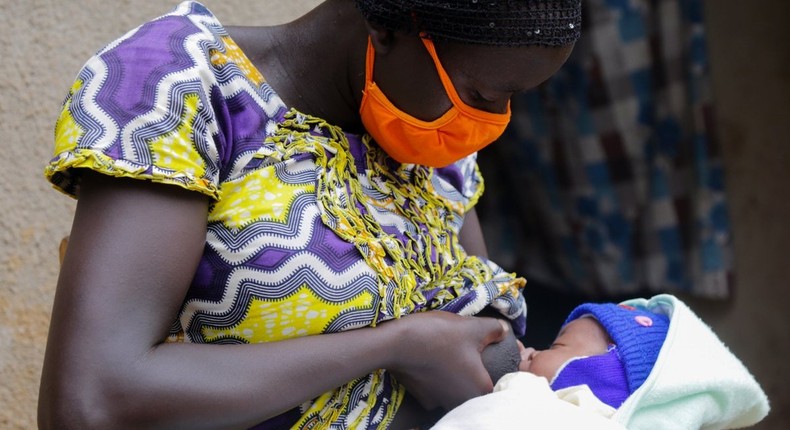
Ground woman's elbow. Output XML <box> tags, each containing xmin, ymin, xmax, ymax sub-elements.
<box><xmin>38</xmin><ymin>367</ymin><xmax>130</xmax><ymax>430</ymax></box>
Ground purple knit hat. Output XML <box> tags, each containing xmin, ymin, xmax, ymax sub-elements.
<box><xmin>549</xmin><ymin>303</ymin><xmax>670</xmax><ymax>409</ymax></box>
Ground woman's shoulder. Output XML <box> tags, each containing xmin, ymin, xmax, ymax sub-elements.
<box><xmin>46</xmin><ymin>1</ymin><xmax>287</xmax><ymax>200</ymax></box>
<box><xmin>87</xmin><ymin>2</ymin><xmax>249</xmax><ymax>66</ymax></box>
<box><xmin>100</xmin><ymin>2</ymin><xmax>228</xmax><ymax>53</ymax></box>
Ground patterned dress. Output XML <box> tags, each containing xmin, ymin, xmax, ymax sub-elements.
<box><xmin>45</xmin><ymin>2</ymin><xmax>526</xmax><ymax>429</ymax></box>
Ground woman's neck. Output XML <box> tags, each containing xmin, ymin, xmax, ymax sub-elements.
<box><xmin>229</xmin><ymin>0</ymin><xmax>368</xmax><ymax>133</ymax></box>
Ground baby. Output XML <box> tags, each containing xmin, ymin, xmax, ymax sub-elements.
<box><xmin>438</xmin><ymin>294</ymin><xmax>770</xmax><ymax>429</ymax></box>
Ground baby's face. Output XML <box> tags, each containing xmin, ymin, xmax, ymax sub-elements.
<box><xmin>518</xmin><ymin>317</ymin><xmax>610</xmax><ymax>380</ymax></box>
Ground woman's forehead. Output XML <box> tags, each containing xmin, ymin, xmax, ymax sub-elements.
<box><xmin>437</xmin><ymin>41</ymin><xmax>574</xmax><ymax>91</ymax></box>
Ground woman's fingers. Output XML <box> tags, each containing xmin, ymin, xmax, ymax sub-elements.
<box><xmin>385</xmin><ymin>311</ymin><xmax>522</xmax><ymax>411</ymax></box>
<box><xmin>479</xmin><ymin>318</ymin><xmax>510</xmax><ymax>347</ymax></box>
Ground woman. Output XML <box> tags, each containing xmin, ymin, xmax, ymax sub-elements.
<box><xmin>39</xmin><ymin>1</ymin><xmax>580</xmax><ymax>428</ymax></box>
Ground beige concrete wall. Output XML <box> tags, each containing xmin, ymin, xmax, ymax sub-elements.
<box><xmin>1</xmin><ymin>0</ymin><xmax>788</xmax><ymax>428</ymax></box>
<box><xmin>0</xmin><ymin>1</ymin><xmax>321</xmax><ymax>428</ymax></box>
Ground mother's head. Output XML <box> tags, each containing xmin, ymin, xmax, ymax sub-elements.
<box><xmin>355</xmin><ymin>0</ymin><xmax>582</xmax><ymax>47</ymax></box>
<box><xmin>353</xmin><ymin>0</ymin><xmax>582</xmax><ymax>166</ymax></box>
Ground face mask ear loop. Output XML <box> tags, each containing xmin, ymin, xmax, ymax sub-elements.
<box><xmin>364</xmin><ymin>36</ymin><xmax>376</xmax><ymax>87</ymax></box>
<box><xmin>418</xmin><ymin>36</ymin><xmax>463</xmax><ymax>108</ymax></box>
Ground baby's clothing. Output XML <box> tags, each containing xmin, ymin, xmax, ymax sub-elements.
<box><xmin>433</xmin><ymin>294</ymin><xmax>769</xmax><ymax>430</ymax></box>
<box><xmin>432</xmin><ymin>372</ymin><xmax>625</xmax><ymax>430</ymax></box>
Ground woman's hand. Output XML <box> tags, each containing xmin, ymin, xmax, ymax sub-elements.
<box><xmin>383</xmin><ymin>311</ymin><xmax>510</xmax><ymax>411</ymax></box>
<box><xmin>39</xmin><ymin>172</ymin><xmax>510</xmax><ymax>429</ymax></box>
<box><xmin>40</xmin><ymin>172</ymin><xmax>424</xmax><ymax>429</ymax></box>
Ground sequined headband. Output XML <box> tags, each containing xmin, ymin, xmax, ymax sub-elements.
<box><xmin>354</xmin><ymin>0</ymin><xmax>582</xmax><ymax>47</ymax></box>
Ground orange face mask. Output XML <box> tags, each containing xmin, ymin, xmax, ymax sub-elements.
<box><xmin>359</xmin><ymin>37</ymin><xmax>511</xmax><ymax>168</ymax></box>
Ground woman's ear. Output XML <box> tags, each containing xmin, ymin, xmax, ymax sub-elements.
<box><xmin>364</xmin><ymin>20</ymin><xmax>395</xmax><ymax>55</ymax></box>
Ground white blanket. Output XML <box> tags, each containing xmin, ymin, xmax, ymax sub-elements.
<box><xmin>431</xmin><ymin>372</ymin><xmax>625</xmax><ymax>429</ymax></box>
<box><xmin>432</xmin><ymin>294</ymin><xmax>769</xmax><ymax>430</ymax></box>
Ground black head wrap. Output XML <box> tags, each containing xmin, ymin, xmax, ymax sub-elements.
<box><xmin>354</xmin><ymin>0</ymin><xmax>582</xmax><ymax>47</ymax></box>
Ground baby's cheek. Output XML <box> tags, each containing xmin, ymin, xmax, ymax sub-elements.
<box><xmin>527</xmin><ymin>352</ymin><xmax>567</xmax><ymax>380</ymax></box>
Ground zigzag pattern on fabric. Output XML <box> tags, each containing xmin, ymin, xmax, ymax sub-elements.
<box><xmin>46</xmin><ymin>3</ymin><xmax>528</xmax><ymax>428</ymax></box>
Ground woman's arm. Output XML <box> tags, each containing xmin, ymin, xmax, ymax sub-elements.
<box><xmin>459</xmin><ymin>208</ymin><xmax>489</xmax><ymax>258</ymax></box>
<box><xmin>38</xmin><ymin>172</ymin><xmax>506</xmax><ymax>430</ymax></box>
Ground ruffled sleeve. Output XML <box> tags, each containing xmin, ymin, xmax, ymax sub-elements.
<box><xmin>45</xmin><ymin>2</ymin><xmax>229</xmax><ymax>200</ymax></box>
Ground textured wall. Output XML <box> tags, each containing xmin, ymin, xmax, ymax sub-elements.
<box><xmin>0</xmin><ymin>1</ymin><xmax>321</xmax><ymax>428</ymax></box>
<box><xmin>1</xmin><ymin>0</ymin><xmax>788</xmax><ymax>429</ymax></box>
<box><xmin>694</xmin><ymin>1</ymin><xmax>790</xmax><ymax>428</ymax></box>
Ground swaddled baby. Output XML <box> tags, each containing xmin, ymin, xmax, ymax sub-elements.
<box><xmin>516</xmin><ymin>300</ymin><xmax>668</xmax><ymax>409</ymax></box>
<box><xmin>451</xmin><ymin>294</ymin><xmax>770</xmax><ymax>430</ymax></box>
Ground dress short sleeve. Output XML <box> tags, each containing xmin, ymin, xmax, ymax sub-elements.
<box><xmin>45</xmin><ymin>2</ymin><xmax>242</xmax><ymax>199</ymax></box>
<box><xmin>453</xmin><ymin>152</ymin><xmax>485</xmax><ymax>211</ymax></box>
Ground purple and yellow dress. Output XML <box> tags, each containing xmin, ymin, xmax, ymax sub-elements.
<box><xmin>45</xmin><ymin>2</ymin><xmax>526</xmax><ymax>428</ymax></box>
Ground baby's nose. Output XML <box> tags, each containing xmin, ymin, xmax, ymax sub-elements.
<box><xmin>518</xmin><ymin>347</ymin><xmax>536</xmax><ymax>372</ymax></box>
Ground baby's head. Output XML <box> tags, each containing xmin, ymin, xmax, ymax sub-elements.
<box><xmin>519</xmin><ymin>303</ymin><xmax>670</xmax><ymax>409</ymax></box>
